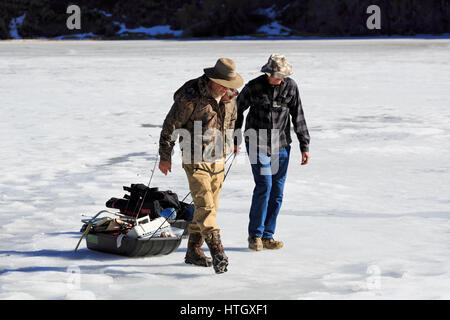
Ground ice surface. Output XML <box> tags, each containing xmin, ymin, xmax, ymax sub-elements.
<box><xmin>0</xmin><ymin>39</ymin><xmax>449</xmax><ymax>299</ymax></box>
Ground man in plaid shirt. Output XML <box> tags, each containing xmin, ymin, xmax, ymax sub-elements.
<box><xmin>234</xmin><ymin>54</ymin><xmax>310</xmax><ymax>251</ymax></box>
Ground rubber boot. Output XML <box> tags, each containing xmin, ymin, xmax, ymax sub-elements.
<box><xmin>185</xmin><ymin>232</ymin><xmax>212</xmax><ymax>267</ymax></box>
<box><xmin>204</xmin><ymin>231</ymin><xmax>228</xmax><ymax>274</ymax></box>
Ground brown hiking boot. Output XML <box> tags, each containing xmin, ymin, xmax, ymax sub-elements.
<box><xmin>204</xmin><ymin>231</ymin><xmax>228</xmax><ymax>274</ymax></box>
<box><xmin>185</xmin><ymin>233</ymin><xmax>212</xmax><ymax>267</ymax></box>
<box><xmin>248</xmin><ymin>236</ymin><xmax>263</xmax><ymax>251</ymax></box>
<box><xmin>262</xmin><ymin>238</ymin><xmax>284</xmax><ymax>249</ymax></box>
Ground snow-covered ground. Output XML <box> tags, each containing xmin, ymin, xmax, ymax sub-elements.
<box><xmin>0</xmin><ymin>39</ymin><xmax>449</xmax><ymax>300</ymax></box>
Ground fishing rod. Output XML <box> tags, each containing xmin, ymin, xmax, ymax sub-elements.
<box><xmin>132</xmin><ymin>149</ymin><xmax>159</xmax><ymax>222</ymax></box>
<box><xmin>113</xmin><ymin>143</ymin><xmax>159</xmax><ymax>225</ymax></box>
<box><xmin>75</xmin><ymin>148</ymin><xmax>160</xmax><ymax>251</ymax></box>
<box><xmin>179</xmin><ymin>152</ymin><xmax>236</xmax><ymax>204</ymax></box>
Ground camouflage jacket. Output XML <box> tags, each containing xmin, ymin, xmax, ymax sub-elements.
<box><xmin>159</xmin><ymin>75</ymin><xmax>238</xmax><ymax>163</ymax></box>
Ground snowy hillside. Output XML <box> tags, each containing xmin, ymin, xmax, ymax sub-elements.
<box><xmin>0</xmin><ymin>39</ymin><xmax>449</xmax><ymax>299</ymax></box>
<box><xmin>2</xmin><ymin>1</ymin><xmax>449</xmax><ymax>40</ymax></box>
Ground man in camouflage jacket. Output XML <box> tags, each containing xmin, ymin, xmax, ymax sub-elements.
<box><xmin>159</xmin><ymin>75</ymin><xmax>238</xmax><ymax>165</ymax></box>
<box><xmin>158</xmin><ymin>58</ymin><xmax>243</xmax><ymax>274</ymax></box>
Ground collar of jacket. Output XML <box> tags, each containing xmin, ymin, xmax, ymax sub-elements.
<box><xmin>198</xmin><ymin>75</ymin><xmax>216</xmax><ymax>101</ymax></box>
<box><xmin>199</xmin><ymin>75</ymin><xmax>238</xmax><ymax>104</ymax></box>
<box><xmin>258</xmin><ymin>74</ymin><xmax>288</xmax><ymax>91</ymax></box>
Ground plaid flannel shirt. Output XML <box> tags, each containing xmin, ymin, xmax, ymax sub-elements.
<box><xmin>235</xmin><ymin>75</ymin><xmax>310</xmax><ymax>154</ymax></box>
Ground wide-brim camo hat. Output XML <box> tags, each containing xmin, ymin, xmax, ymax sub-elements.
<box><xmin>204</xmin><ymin>58</ymin><xmax>244</xmax><ymax>89</ymax></box>
<box><xmin>261</xmin><ymin>54</ymin><xmax>293</xmax><ymax>78</ymax></box>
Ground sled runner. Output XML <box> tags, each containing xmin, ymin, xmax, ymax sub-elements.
<box><xmin>84</xmin><ymin>226</ymin><xmax>185</xmax><ymax>257</ymax></box>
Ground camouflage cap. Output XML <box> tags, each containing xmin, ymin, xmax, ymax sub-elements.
<box><xmin>260</xmin><ymin>54</ymin><xmax>293</xmax><ymax>78</ymax></box>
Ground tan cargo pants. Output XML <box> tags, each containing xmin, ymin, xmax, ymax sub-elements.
<box><xmin>182</xmin><ymin>161</ymin><xmax>225</xmax><ymax>237</ymax></box>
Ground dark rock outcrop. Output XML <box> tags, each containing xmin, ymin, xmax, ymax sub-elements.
<box><xmin>0</xmin><ymin>0</ymin><xmax>448</xmax><ymax>40</ymax></box>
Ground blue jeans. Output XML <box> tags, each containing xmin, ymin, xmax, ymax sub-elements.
<box><xmin>246</xmin><ymin>144</ymin><xmax>291</xmax><ymax>239</ymax></box>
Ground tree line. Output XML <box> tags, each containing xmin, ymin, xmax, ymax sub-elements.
<box><xmin>1</xmin><ymin>0</ymin><xmax>449</xmax><ymax>39</ymax></box>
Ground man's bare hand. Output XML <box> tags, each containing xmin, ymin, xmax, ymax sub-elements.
<box><xmin>301</xmin><ymin>152</ymin><xmax>310</xmax><ymax>165</ymax></box>
<box><xmin>233</xmin><ymin>144</ymin><xmax>240</xmax><ymax>155</ymax></box>
<box><xmin>159</xmin><ymin>160</ymin><xmax>172</xmax><ymax>175</ymax></box>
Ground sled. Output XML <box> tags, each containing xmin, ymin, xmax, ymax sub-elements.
<box><xmin>83</xmin><ymin>218</ymin><xmax>189</xmax><ymax>257</ymax></box>
<box><xmin>86</xmin><ymin>229</ymin><xmax>181</xmax><ymax>257</ymax></box>
<box><xmin>76</xmin><ymin>207</ymin><xmax>190</xmax><ymax>257</ymax></box>
<box><xmin>76</xmin><ymin>183</ymin><xmax>193</xmax><ymax>257</ymax></box>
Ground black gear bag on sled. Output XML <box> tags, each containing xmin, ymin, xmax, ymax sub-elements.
<box><xmin>105</xmin><ymin>184</ymin><xmax>192</xmax><ymax>221</ymax></box>
<box><xmin>76</xmin><ymin>184</ymin><xmax>194</xmax><ymax>257</ymax></box>
<box><xmin>106</xmin><ymin>184</ymin><xmax>179</xmax><ymax>218</ymax></box>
